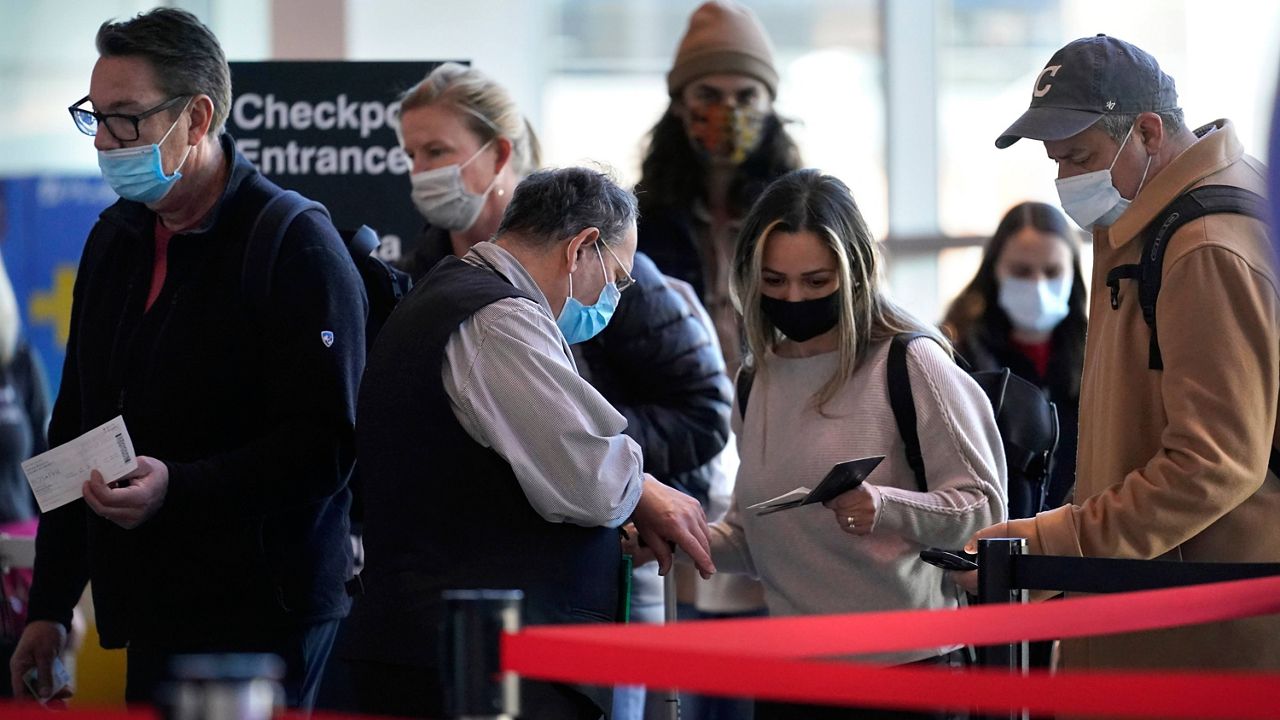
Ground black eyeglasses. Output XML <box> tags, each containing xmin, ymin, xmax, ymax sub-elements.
<box><xmin>68</xmin><ymin>95</ymin><xmax>189</xmax><ymax>142</ymax></box>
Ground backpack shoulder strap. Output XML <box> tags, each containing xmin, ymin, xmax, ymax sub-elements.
<box><xmin>888</xmin><ymin>333</ymin><xmax>932</xmax><ymax>493</ymax></box>
<box><xmin>241</xmin><ymin>180</ymin><xmax>330</xmax><ymax>307</ymax></box>
<box><xmin>1137</xmin><ymin>184</ymin><xmax>1269</xmax><ymax>370</ymax></box>
<box><xmin>735</xmin><ymin>364</ymin><xmax>756</xmax><ymax>421</ymax></box>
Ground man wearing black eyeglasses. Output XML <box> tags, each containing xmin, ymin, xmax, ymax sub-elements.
<box><xmin>12</xmin><ymin>7</ymin><xmax>365</xmax><ymax>710</ymax></box>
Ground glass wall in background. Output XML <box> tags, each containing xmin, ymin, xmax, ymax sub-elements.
<box><xmin>0</xmin><ymin>0</ymin><xmax>269</xmax><ymax>175</ymax></box>
<box><xmin>540</xmin><ymin>0</ymin><xmax>886</xmax><ymax>234</ymax></box>
<box><xmin>935</xmin><ymin>0</ymin><xmax>1280</xmax><ymax>310</ymax></box>
<box><xmin>1</xmin><ymin>0</ymin><xmax>1277</xmax><ymax>326</ymax></box>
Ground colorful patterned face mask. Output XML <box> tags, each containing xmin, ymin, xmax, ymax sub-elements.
<box><xmin>686</xmin><ymin>104</ymin><xmax>767</xmax><ymax>165</ymax></box>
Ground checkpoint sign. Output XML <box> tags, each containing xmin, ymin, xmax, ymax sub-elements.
<box><xmin>227</xmin><ymin>61</ymin><xmax>457</xmax><ymax>263</ymax></box>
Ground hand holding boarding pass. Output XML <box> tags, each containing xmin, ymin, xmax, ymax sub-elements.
<box><xmin>20</xmin><ymin>416</ymin><xmax>138</xmax><ymax>513</ymax></box>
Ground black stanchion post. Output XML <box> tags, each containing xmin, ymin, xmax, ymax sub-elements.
<box><xmin>441</xmin><ymin>589</ymin><xmax>523</xmax><ymax>719</ymax></box>
<box><xmin>977</xmin><ymin>538</ymin><xmax>1028</xmax><ymax>720</ymax></box>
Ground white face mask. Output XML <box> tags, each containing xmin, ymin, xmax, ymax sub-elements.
<box><xmin>1055</xmin><ymin>122</ymin><xmax>1152</xmax><ymax>232</ymax></box>
<box><xmin>409</xmin><ymin>139</ymin><xmax>496</xmax><ymax>231</ymax></box>
<box><xmin>998</xmin><ymin>275</ymin><xmax>1072</xmax><ymax>335</ymax></box>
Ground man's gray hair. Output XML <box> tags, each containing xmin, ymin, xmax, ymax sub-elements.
<box><xmin>497</xmin><ymin>167</ymin><xmax>638</xmax><ymax>248</ymax></box>
<box><xmin>96</xmin><ymin>8</ymin><xmax>232</xmax><ymax>135</ymax></box>
<box><xmin>1095</xmin><ymin>109</ymin><xmax>1185</xmax><ymax>144</ymax></box>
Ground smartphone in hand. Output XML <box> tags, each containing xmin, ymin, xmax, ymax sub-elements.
<box><xmin>919</xmin><ymin>548</ymin><xmax>978</xmax><ymax>572</ymax></box>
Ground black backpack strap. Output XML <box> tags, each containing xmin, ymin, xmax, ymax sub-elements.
<box><xmin>1104</xmin><ymin>263</ymin><xmax>1141</xmax><ymax>311</ymax></box>
<box><xmin>735</xmin><ymin>364</ymin><xmax>756</xmax><ymax>421</ymax></box>
<box><xmin>1135</xmin><ymin>184</ymin><xmax>1269</xmax><ymax>370</ymax></box>
<box><xmin>241</xmin><ymin>185</ymin><xmax>330</xmax><ymax>307</ymax></box>
<box><xmin>1114</xmin><ymin>184</ymin><xmax>1278</xmax><ymax>482</ymax></box>
<box><xmin>887</xmin><ymin>333</ymin><xmax>931</xmax><ymax>493</ymax></box>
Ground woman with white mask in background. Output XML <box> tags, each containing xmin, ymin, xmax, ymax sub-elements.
<box><xmin>394</xmin><ymin>63</ymin><xmax>536</xmax><ymax>280</ymax></box>
<box><xmin>942</xmin><ymin>201</ymin><xmax>1087</xmax><ymax>520</ymax></box>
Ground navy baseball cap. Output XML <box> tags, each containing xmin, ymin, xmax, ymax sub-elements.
<box><xmin>995</xmin><ymin>34</ymin><xmax>1179</xmax><ymax>149</ymax></box>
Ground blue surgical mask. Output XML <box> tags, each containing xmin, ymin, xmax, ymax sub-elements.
<box><xmin>1054</xmin><ymin>121</ymin><xmax>1152</xmax><ymax>232</ymax></box>
<box><xmin>556</xmin><ymin>243</ymin><xmax>620</xmax><ymax>344</ymax></box>
<box><xmin>97</xmin><ymin>103</ymin><xmax>194</xmax><ymax>204</ymax></box>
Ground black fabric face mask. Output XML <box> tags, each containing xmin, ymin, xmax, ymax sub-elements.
<box><xmin>760</xmin><ymin>291</ymin><xmax>840</xmax><ymax>342</ymax></box>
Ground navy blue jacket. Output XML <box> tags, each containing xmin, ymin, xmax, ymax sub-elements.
<box><xmin>27</xmin><ymin>134</ymin><xmax>366</xmax><ymax>649</ymax></box>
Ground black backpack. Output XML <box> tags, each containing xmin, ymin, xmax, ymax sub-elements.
<box><xmin>737</xmin><ymin>333</ymin><xmax>1060</xmax><ymax>517</ymax></box>
<box><xmin>887</xmin><ymin>333</ymin><xmax>1059</xmax><ymax>518</ymax></box>
<box><xmin>241</xmin><ymin>187</ymin><xmax>413</xmax><ymax>355</ymax></box>
<box><xmin>240</xmin><ymin>185</ymin><xmax>413</xmax><ymax>542</ymax></box>
<box><xmin>1103</xmin><ymin>184</ymin><xmax>1280</xmax><ymax>477</ymax></box>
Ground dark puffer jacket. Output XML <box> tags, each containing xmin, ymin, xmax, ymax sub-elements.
<box><xmin>573</xmin><ymin>253</ymin><xmax>731</xmax><ymax>505</ymax></box>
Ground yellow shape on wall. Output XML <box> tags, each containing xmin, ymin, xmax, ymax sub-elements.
<box><xmin>29</xmin><ymin>264</ymin><xmax>77</xmax><ymax>348</ymax></box>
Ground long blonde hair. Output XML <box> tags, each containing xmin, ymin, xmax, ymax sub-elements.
<box><xmin>395</xmin><ymin>63</ymin><xmax>541</xmax><ymax>178</ymax></box>
<box><xmin>731</xmin><ymin>169</ymin><xmax>948</xmax><ymax>410</ymax></box>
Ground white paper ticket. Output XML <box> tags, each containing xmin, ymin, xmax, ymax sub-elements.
<box><xmin>21</xmin><ymin>416</ymin><xmax>138</xmax><ymax>513</ymax></box>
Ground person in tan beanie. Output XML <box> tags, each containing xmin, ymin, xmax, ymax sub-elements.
<box><xmin>626</xmin><ymin>3</ymin><xmax>802</xmax><ymax>720</ymax></box>
<box><xmin>639</xmin><ymin>0</ymin><xmax>800</xmax><ymax>378</ymax></box>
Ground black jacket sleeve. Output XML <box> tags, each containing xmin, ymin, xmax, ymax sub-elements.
<box><xmin>160</xmin><ymin>210</ymin><xmax>367</xmax><ymax>520</ymax></box>
<box><xmin>577</xmin><ymin>253</ymin><xmax>731</xmax><ymax>488</ymax></box>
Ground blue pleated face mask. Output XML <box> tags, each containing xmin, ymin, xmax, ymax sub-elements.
<box><xmin>97</xmin><ymin>100</ymin><xmax>194</xmax><ymax>204</ymax></box>
<box><xmin>556</xmin><ymin>243</ymin><xmax>621</xmax><ymax>345</ymax></box>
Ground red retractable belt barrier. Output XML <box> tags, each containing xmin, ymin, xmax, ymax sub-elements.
<box><xmin>503</xmin><ymin>574</ymin><xmax>1280</xmax><ymax>718</ymax></box>
<box><xmin>0</xmin><ymin>706</ymin><xmax>402</xmax><ymax>719</ymax></box>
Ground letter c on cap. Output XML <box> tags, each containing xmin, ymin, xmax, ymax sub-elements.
<box><xmin>1034</xmin><ymin>65</ymin><xmax>1062</xmax><ymax>98</ymax></box>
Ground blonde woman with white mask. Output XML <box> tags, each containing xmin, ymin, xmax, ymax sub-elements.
<box><xmin>392</xmin><ymin>62</ymin><xmax>540</xmax><ymax>281</ymax></box>
<box><xmin>942</xmin><ymin>201</ymin><xmax>1087</xmax><ymax>520</ymax></box>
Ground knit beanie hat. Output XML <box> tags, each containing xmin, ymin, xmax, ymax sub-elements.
<box><xmin>667</xmin><ymin>1</ymin><xmax>779</xmax><ymax>98</ymax></box>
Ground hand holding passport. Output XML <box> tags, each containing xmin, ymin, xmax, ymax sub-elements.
<box><xmin>747</xmin><ymin>456</ymin><xmax>884</xmax><ymax>516</ymax></box>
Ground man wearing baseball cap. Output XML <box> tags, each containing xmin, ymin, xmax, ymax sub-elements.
<box><xmin>966</xmin><ymin>35</ymin><xmax>1280</xmax><ymax>675</ymax></box>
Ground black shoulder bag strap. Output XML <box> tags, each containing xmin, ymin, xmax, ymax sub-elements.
<box><xmin>735</xmin><ymin>364</ymin><xmax>756</xmax><ymax>421</ymax></box>
<box><xmin>1104</xmin><ymin>184</ymin><xmax>1276</xmax><ymax>477</ymax></box>
<box><xmin>240</xmin><ymin>179</ymin><xmax>330</xmax><ymax>307</ymax></box>
<box><xmin>887</xmin><ymin>333</ymin><xmax>933</xmax><ymax>493</ymax></box>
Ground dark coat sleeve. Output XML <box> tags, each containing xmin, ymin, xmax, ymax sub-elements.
<box><xmin>577</xmin><ymin>253</ymin><xmax>731</xmax><ymax>500</ymax></box>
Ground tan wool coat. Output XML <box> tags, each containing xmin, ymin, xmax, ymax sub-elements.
<box><xmin>1030</xmin><ymin>119</ymin><xmax>1280</xmax><ymax>671</ymax></box>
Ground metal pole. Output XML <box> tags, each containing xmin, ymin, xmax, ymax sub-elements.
<box><xmin>976</xmin><ymin>538</ymin><xmax>1028</xmax><ymax>720</ymax></box>
<box><xmin>663</xmin><ymin>571</ymin><xmax>680</xmax><ymax>720</ymax></box>
<box><xmin>441</xmin><ymin>589</ymin><xmax>523</xmax><ymax>720</ymax></box>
